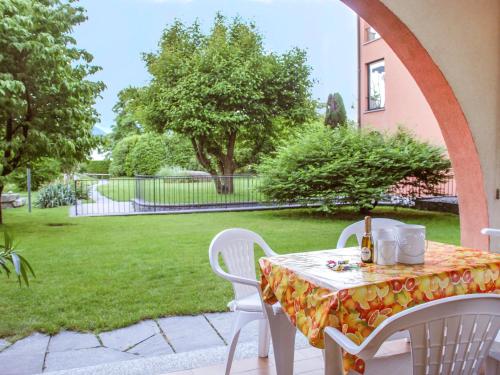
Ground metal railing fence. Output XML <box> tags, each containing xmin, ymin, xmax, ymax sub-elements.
<box><xmin>73</xmin><ymin>174</ymin><xmax>457</xmax><ymax>217</ymax></box>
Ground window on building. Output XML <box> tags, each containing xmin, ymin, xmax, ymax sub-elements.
<box><xmin>367</xmin><ymin>59</ymin><xmax>385</xmax><ymax>110</ymax></box>
<box><xmin>365</xmin><ymin>26</ymin><xmax>380</xmax><ymax>42</ymax></box>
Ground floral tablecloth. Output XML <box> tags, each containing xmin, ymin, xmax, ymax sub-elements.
<box><xmin>259</xmin><ymin>242</ymin><xmax>500</xmax><ymax>374</ymax></box>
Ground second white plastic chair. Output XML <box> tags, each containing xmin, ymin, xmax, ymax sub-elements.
<box><xmin>481</xmin><ymin>228</ymin><xmax>500</xmax><ymax>237</ymax></box>
<box><xmin>336</xmin><ymin>218</ymin><xmax>405</xmax><ymax>248</ymax></box>
<box><xmin>324</xmin><ymin>294</ymin><xmax>500</xmax><ymax>375</ymax></box>
<box><xmin>209</xmin><ymin>228</ymin><xmax>277</xmax><ymax>375</ymax></box>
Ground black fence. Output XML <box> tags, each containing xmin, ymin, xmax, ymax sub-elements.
<box><xmin>73</xmin><ymin>174</ymin><xmax>302</xmax><ymax>216</ymax></box>
<box><xmin>72</xmin><ymin>174</ymin><xmax>457</xmax><ymax>217</ymax></box>
<box><xmin>390</xmin><ymin>175</ymin><xmax>457</xmax><ymax>198</ymax></box>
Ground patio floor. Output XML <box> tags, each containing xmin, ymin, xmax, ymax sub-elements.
<box><xmin>168</xmin><ymin>347</ymin><xmax>325</xmax><ymax>375</ymax></box>
<box><xmin>1</xmin><ymin>310</ymin><xmax>498</xmax><ymax>374</ymax></box>
<box><xmin>0</xmin><ymin>311</ymin><xmax>311</xmax><ymax>375</ymax></box>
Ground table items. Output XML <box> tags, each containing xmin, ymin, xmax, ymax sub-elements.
<box><xmin>376</xmin><ymin>238</ymin><xmax>397</xmax><ymax>265</ymax></box>
<box><xmin>395</xmin><ymin>224</ymin><xmax>426</xmax><ymax>264</ymax></box>
<box><xmin>326</xmin><ymin>259</ymin><xmax>361</xmax><ymax>271</ymax></box>
<box><xmin>373</xmin><ymin>228</ymin><xmax>396</xmax><ymax>265</ymax></box>
<box><xmin>360</xmin><ymin>216</ymin><xmax>374</xmax><ymax>263</ymax></box>
<box><xmin>259</xmin><ymin>243</ymin><xmax>500</xmax><ymax>374</ymax></box>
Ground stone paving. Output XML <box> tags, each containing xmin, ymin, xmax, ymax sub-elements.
<box><xmin>0</xmin><ymin>312</ymin><xmax>309</xmax><ymax>375</ymax></box>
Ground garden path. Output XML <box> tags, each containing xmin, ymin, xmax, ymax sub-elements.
<box><xmin>70</xmin><ymin>180</ymin><xmax>133</xmax><ymax>216</ymax></box>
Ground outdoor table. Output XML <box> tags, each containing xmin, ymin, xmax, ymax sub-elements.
<box><xmin>259</xmin><ymin>242</ymin><xmax>500</xmax><ymax>374</ymax></box>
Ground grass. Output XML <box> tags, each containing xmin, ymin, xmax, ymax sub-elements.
<box><xmin>0</xmin><ymin>204</ymin><xmax>459</xmax><ymax>340</ymax></box>
<box><xmin>95</xmin><ymin>176</ymin><xmax>263</xmax><ymax>204</ymax></box>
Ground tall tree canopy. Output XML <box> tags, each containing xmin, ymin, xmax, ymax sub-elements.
<box><xmin>141</xmin><ymin>15</ymin><xmax>315</xmax><ymax>192</ymax></box>
<box><xmin>324</xmin><ymin>92</ymin><xmax>347</xmax><ymax>128</ymax></box>
<box><xmin>110</xmin><ymin>87</ymin><xmax>143</xmax><ymax>146</ymax></box>
<box><xmin>0</xmin><ymin>0</ymin><xmax>104</xmax><ymax>222</ymax></box>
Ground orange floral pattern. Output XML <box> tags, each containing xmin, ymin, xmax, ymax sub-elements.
<box><xmin>259</xmin><ymin>242</ymin><xmax>500</xmax><ymax>374</ymax></box>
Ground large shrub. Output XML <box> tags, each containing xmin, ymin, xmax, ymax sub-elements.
<box><xmin>108</xmin><ymin>135</ymin><xmax>140</xmax><ymax>176</ymax></box>
<box><xmin>163</xmin><ymin>133</ymin><xmax>199</xmax><ymax>170</ymax></box>
<box><xmin>36</xmin><ymin>183</ymin><xmax>76</xmax><ymax>208</ymax></box>
<box><xmin>7</xmin><ymin>158</ymin><xmax>61</xmax><ymax>191</ymax></box>
<box><xmin>258</xmin><ymin>125</ymin><xmax>451</xmax><ymax>213</ymax></box>
<box><xmin>128</xmin><ymin>133</ymin><xmax>167</xmax><ymax>176</ymax></box>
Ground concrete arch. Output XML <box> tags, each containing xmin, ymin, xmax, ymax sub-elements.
<box><xmin>342</xmin><ymin>0</ymin><xmax>489</xmax><ymax>248</ymax></box>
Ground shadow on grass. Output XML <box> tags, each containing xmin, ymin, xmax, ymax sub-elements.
<box><xmin>266</xmin><ymin>205</ymin><xmax>458</xmax><ymax>222</ymax></box>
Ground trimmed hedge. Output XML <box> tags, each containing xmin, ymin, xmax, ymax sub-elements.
<box><xmin>82</xmin><ymin>160</ymin><xmax>111</xmax><ymax>175</ymax></box>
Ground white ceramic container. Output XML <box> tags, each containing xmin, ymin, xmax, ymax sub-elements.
<box><xmin>395</xmin><ymin>224</ymin><xmax>426</xmax><ymax>264</ymax></box>
<box><xmin>373</xmin><ymin>228</ymin><xmax>395</xmax><ymax>264</ymax></box>
<box><xmin>377</xmin><ymin>239</ymin><xmax>397</xmax><ymax>265</ymax></box>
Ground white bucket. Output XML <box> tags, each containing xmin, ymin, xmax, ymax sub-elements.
<box><xmin>395</xmin><ymin>224</ymin><xmax>426</xmax><ymax>264</ymax></box>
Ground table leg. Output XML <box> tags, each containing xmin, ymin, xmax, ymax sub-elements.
<box><xmin>324</xmin><ymin>332</ymin><xmax>344</xmax><ymax>375</ymax></box>
<box><xmin>264</xmin><ymin>304</ymin><xmax>296</xmax><ymax>375</ymax></box>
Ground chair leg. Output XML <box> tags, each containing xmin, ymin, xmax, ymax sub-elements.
<box><xmin>264</xmin><ymin>304</ymin><xmax>296</xmax><ymax>375</ymax></box>
<box><xmin>258</xmin><ymin>319</ymin><xmax>271</xmax><ymax>358</ymax></box>
<box><xmin>324</xmin><ymin>332</ymin><xmax>344</xmax><ymax>375</ymax></box>
<box><xmin>225</xmin><ymin>311</ymin><xmax>258</xmax><ymax>375</ymax></box>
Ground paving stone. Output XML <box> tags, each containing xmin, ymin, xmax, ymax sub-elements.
<box><xmin>0</xmin><ymin>338</ymin><xmax>10</xmax><ymax>351</ymax></box>
<box><xmin>0</xmin><ymin>333</ymin><xmax>49</xmax><ymax>375</ymax></box>
<box><xmin>99</xmin><ymin>320</ymin><xmax>159</xmax><ymax>351</ymax></box>
<box><xmin>44</xmin><ymin>347</ymin><xmax>137</xmax><ymax>372</ymax></box>
<box><xmin>1</xmin><ymin>333</ymin><xmax>49</xmax><ymax>355</ymax></box>
<box><xmin>158</xmin><ymin>315</ymin><xmax>225</xmax><ymax>353</ymax></box>
<box><xmin>127</xmin><ymin>333</ymin><xmax>173</xmax><ymax>357</ymax></box>
<box><xmin>204</xmin><ymin>312</ymin><xmax>259</xmax><ymax>343</ymax></box>
<box><xmin>205</xmin><ymin>312</ymin><xmax>310</xmax><ymax>349</ymax></box>
<box><xmin>49</xmin><ymin>331</ymin><xmax>100</xmax><ymax>352</ymax></box>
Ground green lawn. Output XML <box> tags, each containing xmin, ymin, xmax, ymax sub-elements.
<box><xmin>0</xmin><ymin>205</ymin><xmax>459</xmax><ymax>340</ymax></box>
<box><xmin>95</xmin><ymin>176</ymin><xmax>263</xmax><ymax>204</ymax></box>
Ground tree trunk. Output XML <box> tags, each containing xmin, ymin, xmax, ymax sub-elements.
<box><xmin>212</xmin><ymin>172</ymin><xmax>235</xmax><ymax>194</ymax></box>
<box><xmin>0</xmin><ymin>182</ymin><xmax>4</xmax><ymax>225</ymax></box>
<box><xmin>216</xmin><ymin>174</ymin><xmax>234</xmax><ymax>194</ymax></box>
<box><xmin>190</xmin><ymin>134</ymin><xmax>237</xmax><ymax>195</ymax></box>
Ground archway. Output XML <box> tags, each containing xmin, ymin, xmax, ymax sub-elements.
<box><xmin>341</xmin><ymin>0</ymin><xmax>489</xmax><ymax>249</ymax></box>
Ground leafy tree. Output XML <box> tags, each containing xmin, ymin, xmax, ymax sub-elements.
<box><xmin>7</xmin><ymin>158</ymin><xmax>61</xmax><ymax>190</ymax></box>
<box><xmin>259</xmin><ymin>124</ymin><xmax>451</xmax><ymax>213</ymax></box>
<box><xmin>141</xmin><ymin>15</ymin><xmax>315</xmax><ymax>193</ymax></box>
<box><xmin>324</xmin><ymin>92</ymin><xmax>347</xmax><ymax>128</ymax></box>
<box><xmin>109</xmin><ymin>135</ymin><xmax>141</xmax><ymax>176</ymax></box>
<box><xmin>0</xmin><ymin>0</ymin><xmax>104</xmax><ymax>223</ymax></box>
<box><xmin>163</xmin><ymin>132</ymin><xmax>200</xmax><ymax>170</ymax></box>
<box><xmin>110</xmin><ymin>87</ymin><xmax>143</xmax><ymax>145</ymax></box>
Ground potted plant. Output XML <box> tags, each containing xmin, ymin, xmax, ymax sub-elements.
<box><xmin>0</xmin><ymin>232</ymin><xmax>35</xmax><ymax>286</ymax></box>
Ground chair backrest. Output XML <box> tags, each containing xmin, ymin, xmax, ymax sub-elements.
<box><xmin>481</xmin><ymin>228</ymin><xmax>500</xmax><ymax>237</ymax></box>
<box><xmin>344</xmin><ymin>294</ymin><xmax>500</xmax><ymax>375</ymax></box>
<box><xmin>336</xmin><ymin>218</ymin><xmax>406</xmax><ymax>248</ymax></box>
<box><xmin>209</xmin><ymin>228</ymin><xmax>276</xmax><ymax>300</ymax></box>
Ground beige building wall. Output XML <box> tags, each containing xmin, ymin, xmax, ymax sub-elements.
<box><xmin>358</xmin><ymin>18</ymin><xmax>445</xmax><ymax>148</ymax></box>
<box><xmin>380</xmin><ymin>0</ymin><xmax>500</xmax><ymax>250</ymax></box>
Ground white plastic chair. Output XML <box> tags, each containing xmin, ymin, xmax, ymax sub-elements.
<box><xmin>324</xmin><ymin>294</ymin><xmax>500</xmax><ymax>375</ymax></box>
<box><xmin>209</xmin><ymin>228</ymin><xmax>278</xmax><ymax>375</ymax></box>
<box><xmin>481</xmin><ymin>228</ymin><xmax>500</xmax><ymax>237</ymax></box>
<box><xmin>336</xmin><ymin>218</ymin><xmax>405</xmax><ymax>248</ymax></box>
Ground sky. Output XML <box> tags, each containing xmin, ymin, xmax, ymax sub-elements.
<box><xmin>72</xmin><ymin>0</ymin><xmax>357</xmax><ymax>133</ymax></box>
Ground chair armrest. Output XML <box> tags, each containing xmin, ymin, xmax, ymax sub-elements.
<box><xmin>482</xmin><ymin>228</ymin><xmax>500</xmax><ymax>237</ymax></box>
<box><xmin>210</xmin><ymin>261</ymin><xmax>260</xmax><ymax>288</ymax></box>
<box><xmin>324</xmin><ymin>327</ymin><xmax>363</xmax><ymax>355</ymax></box>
